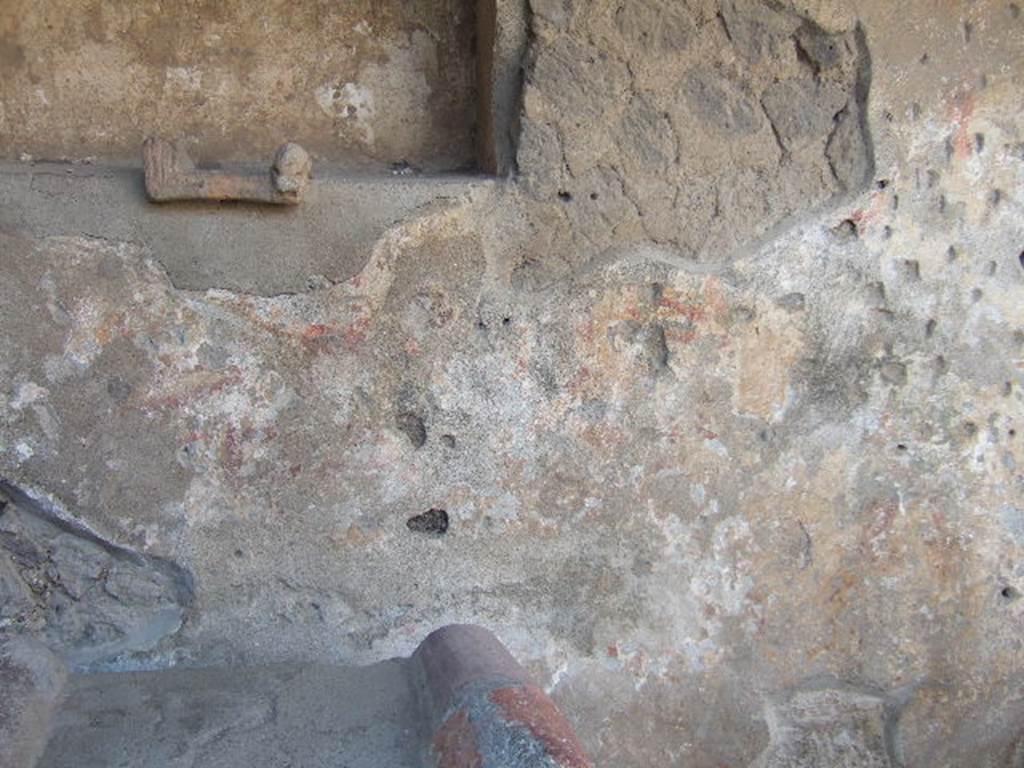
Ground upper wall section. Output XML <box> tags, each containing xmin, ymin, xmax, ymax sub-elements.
<box><xmin>0</xmin><ymin>0</ymin><xmax>479</xmax><ymax>171</ymax></box>
<box><xmin>517</xmin><ymin>0</ymin><xmax>874</xmax><ymax>262</ymax></box>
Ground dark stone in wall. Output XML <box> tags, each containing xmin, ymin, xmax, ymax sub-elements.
<box><xmin>682</xmin><ymin>68</ymin><xmax>763</xmax><ymax>137</ymax></box>
<box><xmin>0</xmin><ymin>481</ymin><xmax>192</xmax><ymax>669</ymax></box>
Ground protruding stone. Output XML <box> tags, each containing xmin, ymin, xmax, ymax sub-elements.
<box><xmin>0</xmin><ymin>481</ymin><xmax>192</xmax><ymax>668</ymax></box>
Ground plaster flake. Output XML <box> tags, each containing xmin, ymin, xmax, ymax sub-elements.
<box><xmin>10</xmin><ymin>382</ymin><xmax>48</xmax><ymax>411</ymax></box>
<box><xmin>735</xmin><ymin>308</ymin><xmax>805</xmax><ymax>421</ymax></box>
<box><xmin>164</xmin><ymin>66</ymin><xmax>202</xmax><ymax>92</ymax></box>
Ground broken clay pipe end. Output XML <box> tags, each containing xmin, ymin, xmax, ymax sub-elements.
<box><xmin>142</xmin><ymin>137</ymin><xmax>312</xmax><ymax>205</ymax></box>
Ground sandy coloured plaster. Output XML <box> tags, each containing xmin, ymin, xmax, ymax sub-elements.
<box><xmin>0</xmin><ymin>0</ymin><xmax>479</xmax><ymax>170</ymax></box>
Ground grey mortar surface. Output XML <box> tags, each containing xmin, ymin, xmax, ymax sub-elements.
<box><xmin>37</xmin><ymin>659</ymin><xmax>425</xmax><ymax>768</ymax></box>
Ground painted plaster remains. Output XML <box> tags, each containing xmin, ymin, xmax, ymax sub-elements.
<box><xmin>1</xmin><ymin>0</ymin><xmax>1024</xmax><ymax>766</ymax></box>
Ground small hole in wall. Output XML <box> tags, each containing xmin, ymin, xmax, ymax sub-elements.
<box><xmin>558</xmin><ymin>190</ymin><xmax>573</xmax><ymax>203</ymax></box>
<box><xmin>1018</xmin><ymin>250</ymin><xmax>1024</xmax><ymax>272</ymax></box>
<box><xmin>590</xmin><ymin>192</ymin><xmax>599</xmax><ymax>200</ymax></box>
<box><xmin>407</xmin><ymin>508</ymin><xmax>449</xmax><ymax>535</ymax></box>
<box><xmin>832</xmin><ymin>219</ymin><xmax>858</xmax><ymax>239</ymax></box>
<box><xmin>396</xmin><ymin>412</ymin><xmax>427</xmax><ymax>449</ymax></box>
<box><xmin>1000</xmin><ymin>585</ymin><xmax>1021</xmax><ymax>601</ymax></box>
<box><xmin>896</xmin><ymin>443</ymin><xmax>908</xmax><ymax>451</ymax></box>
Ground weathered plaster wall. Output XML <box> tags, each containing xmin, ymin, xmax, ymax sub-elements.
<box><xmin>0</xmin><ymin>0</ymin><xmax>478</xmax><ymax>170</ymax></box>
<box><xmin>1</xmin><ymin>1</ymin><xmax>1023</xmax><ymax>766</ymax></box>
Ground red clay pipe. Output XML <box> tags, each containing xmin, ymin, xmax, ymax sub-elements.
<box><xmin>413</xmin><ymin>624</ymin><xmax>592</xmax><ymax>768</ymax></box>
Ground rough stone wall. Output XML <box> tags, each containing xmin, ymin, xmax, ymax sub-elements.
<box><xmin>1</xmin><ymin>0</ymin><xmax>1023</xmax><ymax>766</ymax></box>
<box><xmin>0</xmin><ymin>0</ymin><xmax>478</xmax><ymax>170</ymax></box>
<box><xmin>517</xmin><ymin>0</ymin><xmax>872</xmax><ymax>272</ymax></box>
<box><xmin>0</xmin><ymin>482</ymin><xmax>191</xmax><ymax>667</ymax></box>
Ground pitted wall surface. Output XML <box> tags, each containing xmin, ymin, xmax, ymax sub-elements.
<box><xmin>1</xmin><ymin>1</ymin><xmax>1023</xmax><ymax>766</ymax></box>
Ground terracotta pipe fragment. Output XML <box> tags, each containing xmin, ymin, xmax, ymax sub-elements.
<box><xmin>142</xmin><ymin>138</ymin><xmax>311</xmax><ymax>205</ymax></box>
